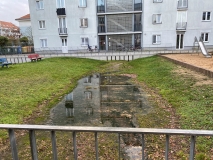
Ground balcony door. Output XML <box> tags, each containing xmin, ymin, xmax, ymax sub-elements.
<box><xmin>176</xmin><ymin>33</ymin><xmax>184</xmax><ymax>49</ymax></box>
<box><xmin>59</xmin><ymin>17</ymin><xmax>67</xmax><ymax>34</ymax></box>
<box><xmin>61</xmin><ymin>38</ymin><xmax>68</xmax><ymax>53</ymax></box>
<box><xmin>177</xmin><ymin>11</ymin><xmax>187</xmax><ymax>29</ymax></box>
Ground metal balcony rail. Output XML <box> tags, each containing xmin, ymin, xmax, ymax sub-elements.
<box><xmin>1</xmin><ymin>124</ymin><xmax>213</xmax><ymax>160</ymax></box>
<box><xmin>176</xmin><ymin>22</ymin><xmax>187</xmax><ymax>30</ymax></box>
<box><xmin>56</xmin><ymin>8</ymin><xmax>66</xmax><ymax>15</ymax></box>
<box><xmin>98</xmin><ymin>26</ymin><xmax>106</xmax><ymax>33</ymax></box>
<box><xmin>177</xmin><ymin>1</ymin><xmax>188</xmax><ymax>9</ymax></box>
<box><xmin>134</xmin><ymin>24</ymin><xmax>142</xmax><ymax>31</ymax></box>
<box><xmin>97</xmin><ymin>6</ymin><xmax>105</xmax><ymax>13</ymax></box>
<box><xmin>58</xmin><ymin>28</ymin><xmax>67</xmax><ymax>35</ymax></box>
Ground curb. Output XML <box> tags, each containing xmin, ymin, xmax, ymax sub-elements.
<box><xmin>159</xmin><ymin>55</ymin><xmax>213</xmax><ymax>78</ymax></box>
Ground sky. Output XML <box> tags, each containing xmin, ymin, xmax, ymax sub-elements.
<box><xmin>0</xmin><ymin>0</ymin><xmax>29</xmax><ymax>26</ymax></box>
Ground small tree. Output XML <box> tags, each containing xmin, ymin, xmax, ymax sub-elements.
<box><xmin>0</xmin><ymin>36</ymin><xmax>9</xmax><ymax>47</ymax></box>
<box><xmin>20</xmin><ymin>36</ymin><xmax>29</xmax><ymax>46</ymax></box>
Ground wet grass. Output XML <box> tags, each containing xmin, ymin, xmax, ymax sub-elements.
<box><xmin>123</xmin><ymin>56</ymin><xmax>213</xmax><ymax>159</ymax></box>
<box><xmin>0</xmin><ymin>57</ymin><xmax>106</xmax><ymax>138</ymax></box>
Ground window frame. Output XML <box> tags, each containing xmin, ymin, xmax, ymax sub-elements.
<box><xmin>81</xmin><ymin>37</ymin><xmax>89</xmax><ymax>46</ymax></box>
<box><xmin>202</xmin><ymin>11</ymin><xmax>211</xmax><ymax>21</ymax></box>
<box><xmin>79</xmin><ymin>0</ymin><xmax>87</xmax><ymax>8</ymax></box>
<box><xmin>38</xmin><ymin>20</ymin><xmax>46</xmax><ymax>29</ymax></box>
<box><xmin>153</xmin><ymin>0</ymin><xmax>163</xmax><ymax>3</ymax></box>
<box><xmin>201</xmin><ymin>33</ymin><xmax>209</xmax><ymax>42</ymax></box>
<box><xmin>36</xmin><ymin>0</ymin><xmax>44</xmax><ymax>10</ymax></box>
<box><xmin>56</xmin><ymin>0</ymin><xmax>65</xmax><ymax>8</ymax></box>
<box><xmin>152</xmin><ymin>14</ymin><xmax>162</xmax><ymax>24</ymax></box>
<box><xmin>40</xmin><ymin>38</ymin><xmax>47</xmax><ymax>48</ymax></box>
<box><xmin>80</xmin><ymin>18</ymin><xmax>88</xmax><ymax>28</ymax></box>
<box><xmin>152</xmin><ymin>35</ymin><xmax>161</xmax><ymax>44</ymax></box>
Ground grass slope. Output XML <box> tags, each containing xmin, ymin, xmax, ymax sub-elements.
<box><xmin>125</xmin><ymin>56</ymin><xmax>213</xmax><ymax>159</ymax></box>
<box><xmin>0</xmin><ymin>57</ymin><xmax>106</xmax><ymax>125</ymax></box>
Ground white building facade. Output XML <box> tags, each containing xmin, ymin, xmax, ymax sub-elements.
<box><xmin>28</xmin><ymin>0</ymin><xmax>213</xmax><ymax>52</ymax></box>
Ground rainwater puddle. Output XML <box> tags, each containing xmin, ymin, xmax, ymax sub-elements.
<box><xmin>46</xmin><ymin>73</ymin><xmax>151</xmax><ymax>159</ymax></box>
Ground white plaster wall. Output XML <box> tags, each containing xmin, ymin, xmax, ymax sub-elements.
<box><xmin>28</xmin><ymin>0</ymin><xmax>97</xmax><ymax>50</ymax></box>
<box><xmin>143</xmin><ymin>0</ymin><xmax>213</xmax><ymax>49</ymax></box>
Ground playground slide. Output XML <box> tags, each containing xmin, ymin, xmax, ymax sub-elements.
<box><xmin>198</xmin><ymin>41</ymin><xmax>212</xmax><ymax>58</ymax></box>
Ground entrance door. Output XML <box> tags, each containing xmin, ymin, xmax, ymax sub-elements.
<box><xmin>62</xmin><ymin>38</ymin><xmax>68</xmax><ymax>53</ymax></box>
<box><xmin>176</xmin><ymin>34</ymin><xmax>184</xmax><ymax>49</ymax></box>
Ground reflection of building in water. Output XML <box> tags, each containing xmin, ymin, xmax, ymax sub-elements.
<box><xmin>64</xmin><ymin>73</ymin><xmax>101</xmax><ymax>125</ymax></box>
<box><xmin>100</xmin><ymin>74</ymin><xmax>141</xmax><ymax>127</ymax></box>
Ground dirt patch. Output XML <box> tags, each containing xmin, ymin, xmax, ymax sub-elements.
<box><xmin>173</xmin><ymin>66</ymin><xmax>213</xmax><ymax>86</ymax></box>
<box><xmin>163</xmin><ymin>54</ymin><xmax>213</xmax><ymax>71</ymax></box>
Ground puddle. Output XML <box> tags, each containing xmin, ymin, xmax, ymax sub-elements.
<box><xmin>46</xmin><ymin>73</ymin><xmax>152</xmax><ymax>159</ymax></box>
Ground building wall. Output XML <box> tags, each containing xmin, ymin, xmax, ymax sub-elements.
<box><xmin>143</xmin><ymin>0</ymin><xmax>213</xmax><ymax>50</ymax></box>
<box><xmin>28</xmin><ymin>0</ymin><xmax>213</xmax><ymax>51</ymax></box>
<box><xmin>28</xmin><ymin>0</ymin><xmax>98</xmax><ymax>51</ymax></box>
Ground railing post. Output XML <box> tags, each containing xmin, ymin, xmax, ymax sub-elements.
<box><xmin>118</xmin><ymin>133</ymin><xmax>120</xmax><ymax>160</ymax></box>
<box><xmin>73</xmin><ymin>131</ymin><xmax>78</xmax><ymax>160</ymax></box>
<box><xmin>29</xmin><ymin>130</ymin><xmax>38</xmax><ymax>160</ymax></box>
<box><xmin>51</xmin><ymin>131</ymin><xmax>58</xmax><ymax>160</ymax></box>
<box><xmin>95</xmin><ymin>132</ymin><xmax>99</xmax><ymax>160</ymax></box>
<box><xmin>189</xmin><ymin>135</ymin><xmax>196</xmax><ymax>160</ymax></box>
<box><xmin>9</xmin><ymin>129</ymin><xmax>19</xmax><ymax>160</ymax></box>
<box><xmin>165</xmin><ymin>134</ymin><xmax>169</xmax><ymax>160</ymax></box>
<box><xmin>142</xmin><ymin>134</ymin><xmax>145</xmax><ymax>160</ymax></box>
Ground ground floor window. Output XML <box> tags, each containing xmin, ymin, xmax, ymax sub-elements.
<box><xmin>201</xmin><ymin>33</ymin><xmax>209</xmax><ymax>42</ymax></box>
<box><xmin>81</xmin><ymin>37</ymin><xmax>89</xmax><ymax>46</ymax></box>
<box><xmin>40</xmin><ymin>39</ymin><xmax>47</xmax><ymax>48</ymax></box>
<box><xmin>152</xmin><ymin>35</ymin><xmax>161</xmax><ymax>44</ymax></box>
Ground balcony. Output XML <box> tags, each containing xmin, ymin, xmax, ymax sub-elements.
<box><xmin>97</xmin><ymin>5</ymin><xmax>105</xmax><ymax>13</ymax></box>
<box><xmin>98</xmin><ymin>26</ymin><xmax>106</xmax><ymax>33</ymax></box>
<box><xmin>56</xmin><ymin>8</ymin><xmax>66</xmax><ymax>16</ymax></box>
<box><xmin>177</xmin><ymin>1</ymin><xmax>188</xmax><ymax>9</ymax></box>
<box><xmin>176</xmin><ymin>22</ymin><xmax>187</xmax><ymax>30</ymax></box>
<box><xmin>58</xmin><ymin>28</ymin><xmax>67</xmax><ymax>35</ymax></box>
<box><xmin>134</xmin><ymin>24</ymin><xmax>142</xmax><ymax>31</ymax></box>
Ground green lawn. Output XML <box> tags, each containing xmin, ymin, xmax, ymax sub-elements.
<box><xmin>0</xmin><ymin>57</ymin><xmax>106</xmax><ymax>125</ymax></box>
<box><xmin>124</xmin><ymin>56</ymin><xmax>213</xmax><ymax>159</ymax></box>
<box><xmin>0</xmin><ymin>56</ymin><xmax>213</xmax><ymax>159</ymax></box>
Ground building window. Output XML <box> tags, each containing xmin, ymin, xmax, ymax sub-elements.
<box><xmin>57</xmin><ymin>0</ymin><xmax>65</xmax><ymax>8</ymax></box>
<box><xmin>202</xmin><ymin>12</ymin><xmax>211</xmax><ymax>21</ymax></box>
<box><xmin>153</xmin><ymin>0</ymin><xmax>163</xmax><ymax>3</ymax></box>
<box><xmin>153</xmin><ymin>14</ymin><xmax>162</xmax><ymax>24</ymax></box>
<box><xmin>201</xmin><ymin>33</ymin><xmax>209</xmax><ymax>42</ymax></box>
<box><xmin>80</xmin><ymin>18</ymin><xmax>88</xmax><ymax>27</ymax></box>
<box><xmin>79</xmin><ymin>0</ymin><xmax>87</xmax><ymax>7</ymax></box>
<box><xmin>38</xmin><ymin>21</ymin><xmax>45</xmax><ymax>29</ymax></box>
<box><xmin>36</xmin><ymin>0</ymin><xmax>44</xmax><ymax>9</ymax></box>
<box><xmin>84</xmin><ymin>91</ymin><xmax>92</xmax><ymax>99</ymax></box>
<box><xmin>152</xmin><ymin>35</ymin><xmax>161</xmax><ymax>44</ymax></box>
<box><xmin>40</xmin><ymin>39</ymin><xmax>47</xmax><ymax>47</ymax></box>
<box><xmin>177</xmin><ymin>0</ymin><xmax>187</xmax><ymax>8</ymax></box>
<box><xmin>81</xmin><ymin>37</ymin><xmax>89</xmax><ymax>46</ymax></box>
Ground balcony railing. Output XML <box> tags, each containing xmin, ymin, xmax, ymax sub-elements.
<box><xmin>1</xmin><ymin>124</ymin><xmax>213</xmax><ymax>160</ymax></box>
<box><xmin>176</xmin><ymin>22</ymin><xmax>187</xmax><ymax>30</ymax></box>
<box><xmin>98</xmin><ymin>26</ymin><xmax>106</xmax><ymax>33</ymax></box>
<box><xmin>134</xmin><ymin>24</ymin><xmax>142</xmax><ymax>31</ymax></box>
<box><xmin>177</xmin><ymin>1</ymin><xmax>188</xmax><ymax>9</ymax></box>
<box><xmin>97</xmin><ymin>6</ymin><xmax>105</xmax><ymax>13</ymax></box>
<box><xmin>56</xmin><ymin>8</ymin><xmax>66</xmax><ymax>15</ymax></box>
<box><xmin>58</xmin><ymin>28</ymin><xmax>67</xmax><ymax>35</ymax></box>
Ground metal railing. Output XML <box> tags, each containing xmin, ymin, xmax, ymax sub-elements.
<box><xmin>176</xmin><ymin>22</ymin><xmax>187</xmax><ymax>30</ymax></box>
<box><xmin>0</xmin><ymin>124</ymin><xmax>213</xmax><ymax>160</ymax></box>
<box><xmin>58</xmin><ymin>28</ymin><xmax>67</xmax><ymax>35</ymax></box>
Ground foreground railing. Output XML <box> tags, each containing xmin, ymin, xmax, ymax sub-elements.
<box><xmin>0</xmin><ymin>124</ymin><xmax>213</xmax><ymax>160</ymax></box>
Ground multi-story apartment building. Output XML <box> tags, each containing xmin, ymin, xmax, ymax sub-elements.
<box><xmin>28</xmin><ymin>0</ymin><xmax>213</xmax><ymax>52</ymax></box>
<box><xmin>0</xmin><ymin>21</ymin><xmax>20</xmax><ymax>39</ymax></box>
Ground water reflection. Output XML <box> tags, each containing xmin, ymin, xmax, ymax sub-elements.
<box><xmin>47</xmin><ymin>73</ymin><xmax>143</xmax><ymax>127</ymax></box>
